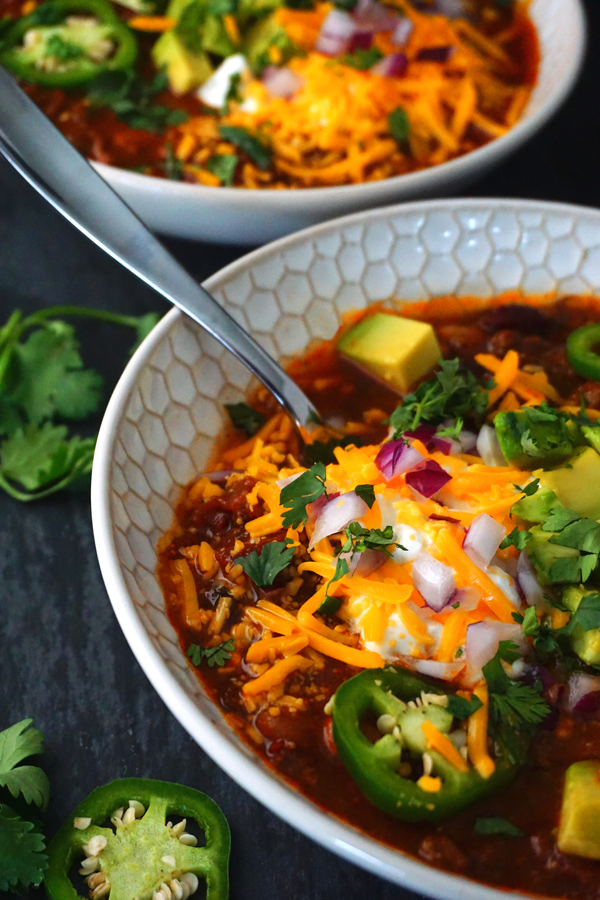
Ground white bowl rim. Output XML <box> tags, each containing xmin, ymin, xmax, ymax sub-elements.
<box><xmin>90</xmin><ymin>195</ymin><xmax>600</xmax><ymax>900</ymax></box>
<box><xmin>93</xmin><ymin>0</ymin><xmax>587</xmax><ymax>207</ymax></box>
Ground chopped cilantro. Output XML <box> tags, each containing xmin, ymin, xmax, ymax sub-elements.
<box><xmin>474</xmin><ymin>817</ymin><xmax>524</xmax><ymax>838</ymax></box>
<box><xmin>322</xmin><ymin>556</ymin><xmax>350</xmax><ymax>602</ymax></box>
<box><xmin>451</xmin><ymin>601</ymin><xmax>460</xmax><ymax>609</ymax></box>
<box><xmin>317</xmin><ymin>594</ymin><xmax>342</xmax><ymax>615</ymax></box>
<box><xmin>500</xmin><ymin>526</ymin><xmax>532</xmax><ymax>551</ymax></box>
<box><xmin>339</xmin><ymin>522</ymin><xmax>400</xmax><ymax>556</ymax></box>
<box><xmin>520</xmin><ymin>478</ymin><xmax>540</xmax><ymax>496</ymax></box>
<box><xmin>219</xmin><ymin>125</ymin><xmax>272</xmax><ymax>170</ymax></box>
<box><xmin>388</xmin><ymin>106</ymin><xmax>410</xmax><ymax>144</ymax></box>
<box><xmin>87</xmin><ymin>70</ymin><xmax>187</xmax><ymax>133</ymax></box>
<box><xmin>389</xmin><ymin>359</ymin><xmax>488</xmax><ymax>437</ymax></box>
<box><xmin>206</xmin><ymin>153</ymin><xmax>239</xmax><ymax>186</ymax></box>
<box><xmin>446</xmin><ymin>694</ymin><xmax>483</xmax><ymax>720</ymax></box>
<box><xmin>186</xmin><ymin>639</ymin><xmax>235</xmax><ymax>668</ymax></box>
<box><xmin>355</xmin><ymin>483</ymin><xmax>376</xmax><ymax>508</ymax></box>
<box><xmin>45</xmin><ymin>33</ymin><xmax>84</xmax><ymax>61</ymax></box>
<box><xmin>237</xmin><ymin>540</ymin><xmax>295</xmax><ymax>587</ymax></box>
<box><xmin>225</xmin><ymin>402</ymin><xmax>266</xmax><ymax>435</ymax></box>
<box><xmin>280</xmin><ymin>462</ymin><xmax>327</xmax><ymax>528</ymax></box>
<box><xmin>304</xmin><ymin>435</ymin><xmax>359</xmax><ymax>465</ymax></box>
<box><xmin>26</xmin><ymin>2</ymin><xmax>64</xmax><ymax>24</ymax></box>
<box><xmin>539</xmin><ymin>506</ymin><xmax>600</xmax><ymax>584</ymax></box>
<box><xmin>341</xmin><ymin>47</ymin><xmax>383</xmax><ymax>69</ymax></box>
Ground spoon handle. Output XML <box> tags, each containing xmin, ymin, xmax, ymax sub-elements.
<box><xmin>0</xmin><ymin>66</ymin><xmax>319</xmax><ymax>432</ymax></box>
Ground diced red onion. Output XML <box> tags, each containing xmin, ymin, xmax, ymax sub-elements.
<box><xmin>307</xmin><ymin>490</ymin><xmax>339</xmax><ymax>521</ymax></box>
<box><xmin>261</xmin><ymin>65</ymin><xmax>303</xmax><ymax>98</ymax></box>
<box><xmin>409</xmin><ymin>658</ymin><xmax>465</xmax><ymax>681</ymax></box>
<box><xmin>564</xmin><ymin>673</ymin><xmax>600</xmax><ymax>712</ymax></box>
<box><xmin>404</xmin><ymin>425</ymin><xmax>436</xmax><ymax>443</ymax></box>
<box><xmin>309</xmin><ymin>490</ymin><xmax>368</xmax><ymax>550</ymax></box>
<box><xmin>349</xmin><ymin>30</ymin><xmax>373</xmax><ymax>50</ymax></box>
<box><xmin>316</xmin><ymin>9</ymin><xmax>356</xmax><ymax>55</ymax></box>
<box><xmin>476</xmin><ymin>424</ymin><xmax>507</xmax><ymax>467</ymax></box>
<box><xmin>391</xmin><ymin>16</ymin><xmax>413</xmax><ymax>46</ymax></box>
<box><xmin>411</xmin><ymin>551</ymin><xmax>456</xmax><ymax>612</ymax></box>
<box><xmin>375</xmin><ymin>439</ymin><xmax>425</xmax><ymax>480</ymax></box>
<box><xmin>575</xmin><ymin>691</ymin><xmax>600</xmax><ymax>715</ymax></box>
<box><xmin>517</xmin><ymin>551</ymin><xmax>545</xmax><ymax>608</ymax></box>
<box><xmin>371</xmin><ymin>52</ymin><xmax>407</xmax><ymax>77</ymax></box>
<box><xmin>406</xmin><ymin>460</ymin><xmax>451</xmax><ymax>498</ymax></box>
<box><xmin>463</xmin><ymin>514</ymin><xmax>506</xmax><ymax>569</ymax></box>
<box><xmin>341</xmin><ymin>547</ymin><xmax>387</xmax><ymax>577</ymax></box>
<box><xmin>465</xmin><ymin>620</ymin><xmax>526</xmax><ymax>686</ymax></box>
<box><xmin>416</xmin><ymin>45</ymin><xmax>453</xmax><ymax>62</ymax></box>
<box><xmin>452</xmin><ymin>587</ymin><xmax>480</xmax><ymax>611</ymax></box>
<box><xmin>457</xmin><ymin>430</ymin><xmax>477</xmax><ymax>453</ymax></box>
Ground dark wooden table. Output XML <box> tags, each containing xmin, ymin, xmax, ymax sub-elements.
<box><xmin>0</xmin><ymin>3</ymin><xmax>598</xmax><ymax>896</ymax></box>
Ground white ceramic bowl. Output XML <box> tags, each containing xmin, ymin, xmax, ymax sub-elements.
<box><xmin>92</xmin><ymin>197</ymin><xmax>600</xmax><ymax>900</ymax></box>
<box><xmin>93</xmin><ymin>0</ymin><xmax>586</xmax><ymax>245</ymax></box>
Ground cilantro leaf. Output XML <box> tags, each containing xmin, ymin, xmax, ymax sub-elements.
<box><xmin>0</xmin><ymin>806</ymin><xmax>47</xmax><ymax>892</ymax></box>
<box><xmin>219</xmin><ymin>126</ymin><xmax>272</xmax><ymax>170</ymax></box>
<box><xmin>521</xmin><ymin>478</ymin><xmax>540</xmax><ymax>497</ymax></box>
<box><xmin>11</xmin><ymin>322</ymin><xmax>102</xmax><ymax>423</ymax></box>
<box><xmin>446</xmin><ymin>694</ymin><xmax>483</xmax><ymax>720</ymax></box>
<box><xmin>304</xmin><ymin>435</ymin><xmax>359</xmax><ymax>465</ymax></box>
<box><xmin>500</xmin><ymin>527</ymin><xmax>532</xmax><ymax>551</ymax></box>
<box><xmin>322</xmin><ymin>555</ymin><xmax>350</xmax><ymax>602</ymax></box>
<box><xmin>389</xmin><ymin>359</ymin><xmax>487</xmax><ymax>436</ymax></box>
<box><xmin>45</xmin><ymin>33</ymin><xmax>84</xmax><ymax>61</ymax></box>
<box><xmin>206</xmin><ymin>153</ymin><xmax>238</xmax><ymax>186</ymax></box>
<box><xmin>341</xmin><ymin>522</ymin><xmax>399</xmax><ymax>555</ymax></box>
<box><xmin>492</xmin><ymin>681</ymin><xmax>551</xmax><ymax>727</ymax></box>
<box><xmin>225</xmin><ymin>402</ymin><xmax>266</xmax><ymax>436</ymax></box>
<box><xmin>482</xmin><ymin>640</ymin><xmax>521</xmax><ymax>693</ymax></box>
<box><xmin>280</xmin><ymin>463</ymin><xmax>327</xmax><ymax>528</ymax></box>
<box><xmin>237</xmin><ymin>540</ymin><xmax>295</xmax><ymax>586</ymax></box>
<box><xmin>0</xmin><ymin>424</ymin><xmax>95</xmax><ymax>498</ymax></box>
<box><xmin>341</xmin><ymin>47</ymin><xmax>383</xmax><ymax>69</ymax></box>
<box><xmin>0</xmin><ymin>720</ymin><xmax>49</xmax><ymax>811</ymax></box>
<box><xmin>317</xmin><ymin>595</ymin><xmax>342</xmax><ymax>615</ymax></box>
<box><xmin>474</xmin><ymin>817</ymin><xmax>524</xmax><ymax>838</ymax></box>
<box><xmin>388</xmin><ymin>106</ymin><xmax>410</xmax><ymax>144</ymax></box>
<box><xmin>355</xmin><ymin>484</ymin><xmax>376</xmax><ymax>508</ymax></box>
<box><xmin>565</xmin><ymin>593</ymin><xmax>600</xmax><ymax>633</ymax></box>
<box><xmin>87</xmin><ymin>70</ymin><xmax>187</xmax><ymax>133</ymax></box>
<box><xmin>186</xmin><ymin>639</ymin><xmax>235</xmax><ymax>668</ymax></box>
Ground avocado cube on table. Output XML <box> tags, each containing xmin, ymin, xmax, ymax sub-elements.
<box><xmin>338</xmin><ymin>314</ymin><xmax>441</xmax><ymax>394</ymax></box>
<box><xmin>540</xmin><ymin>447</ymin><xmax>600</xmax><ymax>520</ymax></box>
<box><xmin>558</xmin><ymin>760</ymin><xmax>600</xmax><ymax>859</ymax></box>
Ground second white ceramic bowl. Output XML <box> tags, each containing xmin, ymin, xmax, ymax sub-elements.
<box><xmin>93</xmin><ymin>197</ymin><xmax>600</xmax><ymax>900</ymax></box>
<box><xmin>93</xmin><ymin>0</ymin><xmax>586</xmax><ymax>244</ymax></box>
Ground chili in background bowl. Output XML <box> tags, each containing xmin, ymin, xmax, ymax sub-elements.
<box><xmin>92</xmin><ymin>197</ymin><xmax>600</xmax><ymax>900</ymax></box>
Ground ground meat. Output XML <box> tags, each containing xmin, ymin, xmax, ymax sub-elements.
<box><xmin>419</xmin><ymin>835</ymin><xmax>468</xmax><ymax>872</ymax></box>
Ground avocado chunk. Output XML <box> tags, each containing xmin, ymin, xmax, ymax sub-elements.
<box><xmin>338</xmin><ymin>314</ymin><xmax>441</xmax><ymax>395</ymax></box>
<box><xmin>526</xmin><ymin>526</ymin><xmax>580</xmax><ymax>585</ymax></box>
<box><xmin>152</xmin><ymin>28</ymin><xmax>213</xmax><ymax>94</ymax></box>
<box><xmin>512</xmin><ymin>486</ymin><xmax>559</xmax><ymax>524</ymax></box>
<box><xmin>563</xmin><ymin>585</ymin><xmax>600</xmax><ymax>668</ymax></box>
<box><xmin>243</xmin><ymin>12</ymin><xmax>294</xmax><ymax>72</ymax></box>
<box><xmin>540</xmin><ymin>447</ymin><xmax>600</xmax><ymax>520</ymax></box>
<box><xmin>494</xmin><ymin>408</ymin><xmax>582</xmax><ymax>470</ymax></box>
<box><xmin>558</xmin><ymin>760</ymin><xmax>600</xmax><ymax>859</ymax></box>
<box><xmin>398</xmin><ymin>704</ymin><xmax>452</xmax><ymax>756</ymax></box>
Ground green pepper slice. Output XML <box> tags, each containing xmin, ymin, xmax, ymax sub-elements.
<box><xmin>44</xmin><ymin>777</ymin><xmax>230</xmax><ymax>900</ymax></box>
<box><xmin>0</xmin><ymin>0</ymin><xmax>137</xmax><ymax>87</ymax></box>
<box><xmin>331</xmin><ymin>666</ymin><xmax>529</xmax><ymax>823</ymax></box>
<box><xmin>567</xmin><ymin>323</ymin><xmax>600</xmax><ymax>383</ymax></box>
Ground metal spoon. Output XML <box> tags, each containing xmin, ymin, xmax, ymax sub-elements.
<box><xmin>0</xmin><ymin>67</ymin><xmax>320</xmax><ymax>434</ymax></box>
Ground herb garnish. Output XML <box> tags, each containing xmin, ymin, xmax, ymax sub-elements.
<box><xmin>225</xmin><ymin>401</ymin><xmax>266</xmax><ymax>435</ymax></box>
<box><xmin>474</xmin><ymin>817</ymin><xmax>525</xmax><ymax>838</ymax></box>
<box><xmin>446</xmin><ymin>694</ymin><xmax>483</xmax><ymax>720</ymax></box>
<box><xmin>186</xmin><ymin>639</ymin><xmax>236</xmax><ymax>668</ymax></box>
<box><xmin>280</xmin><ymin>462</ymin><xmax>327</xmax><ymax>528</ymax></box>
<box><xmin>237</xmin><ymin>540</ymin><xmax>296</xmax><ymax>586</ymax></box>
<box><xmin>319</xmin><ymin>523</ymin><xmax>402</xmax><ymax>603</ymax></box>
<box><xmin>483</xmin><ymin>641</ymin><xmax>549</xmax><ymax>762</ymax></box>
<box><xmin>341</xmin><ymin>47</ymin><xmax>383</xmax><ymax>69</ymax></box>
<box><xmin>355</xmin><ymin>483</ymin><xmax>376</xmax><ymax>508</ymax></box>
<box><xmin>87</xmin><ymin>70</ymin><xmax>187</xmax><ymax>133</ymax></box>
<box><xmin>389</xmin><ymin>358</ymin><xmax>488</xmax><ymax>437</ymax></box>
<box><xmin>0</xmin><ymin>719</ymin><xmax>49</xmax><ymax>892</ymax></box>
<box><xmin>388</xmin><ymin>106</ymin><xmax>410</xmax><ymax>144</ymax></box>
<box><xmin>304</xmin><ymin>434</ymin><xmax>359</xmax><ymax>465</ymax></box>
<box><xmin>542</xmin><ymin>507</ymin><xmax>600</xmax><ymax>583</ymax></box>
<box><xmin>219</xmin><ymin>125</ymin><xmax>272</xmax><ymax>169</ymax></box>
<box><xmin>499</xmin><ymin>526</ymin><xmax>532</xmax><ymax>551</ymax></box>
<box><xmin>0</xmin><ymin>305</ymin><xmax>158</xmax><ymax>501</ymax></box>
<box><xmin>45</xmin><ymin>33</ymin><xmax>84</xmax><ymax>62</ymax></box>
<box><xmin>206</xmin><ymin>153</ymin><xmax>238</xmax><ymax>186</ymax></box>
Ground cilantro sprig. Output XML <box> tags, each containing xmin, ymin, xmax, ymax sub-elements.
<box><xmin>237</xmin><ymin>540</ymin><xmax>296</xmax><ymax>587</ymax></box>
<box><xmin>0</xmin><ymin>305</ymin><xmax>158</xmax><ymax>501</ymax></box>
<box><xmin>225</xmin><ymin>402</ymin><xmax>266</xmax><ymax>436</ymax></box>
<box><xmin>474</xmin><ymin>817</ymin><xmax>525</xmax><ymax>838</ymax></box>
<box><xmin>186</xmin><ymin>639</ymin><xmax>236</xmax><ymax>668</ymax></box>
<box><xmin>500</xmin><ymin>526</ymin><xmax>532</xmax><ymax>551</ymax></box>
<box><xmin>542</xmin><ymin>506</ymin><xmax>600</xmax><ymax>583</ymax></box>
<box><xmin>280</xmin><ymin>462</ymin><xmax>327</xmax><ymax>528</ymax></box>
<box><xmin>389</xmin><ymin>358</ymin><xmax>488</xmax><ymax>437</ymax></box>
<box><xmin>0</xmin><ymin>719</ymin><xmax>49</xmax><ymax>893</ymax></box>
<box><xmin>87</xmin><ymin>70</ymin><xmax>187</xmax><ymax>133</ymax></box>
<box><xmin>318</xmin><ymin>523</ymin><xmax>402</xmax><ymax>607</ymax></box>
<box><xmin>446</xmin><ymin>694</ymin><xmax>483</xmax><ymax>720</ymax></box>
